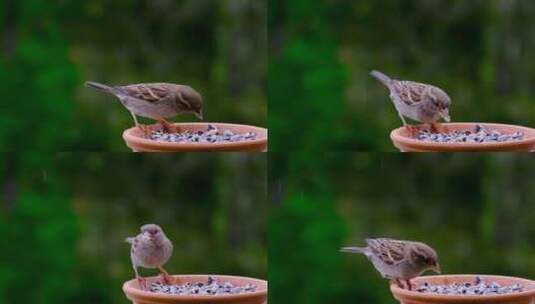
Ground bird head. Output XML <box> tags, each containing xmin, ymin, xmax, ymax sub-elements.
<box><xmin>431</xmin><ymin>88</ymin><xmax>451</xmax><ymax>122</ymax></box>
<box><xmin>178</xmin><ymin>85</ymin><xmax>204</xmax><ymax>120</ymax></box>
<box><xmin>141</xmin><ymin>224</ymin><xmax>164</xmax><ymax>238</ymax></box>
<box><xmin>410</xmin><ymin>242</ymin><xmax>441</xmax><ymax>274</ymax></box>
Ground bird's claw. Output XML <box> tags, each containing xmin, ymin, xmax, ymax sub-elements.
<box><xmin>137</xmin><ymin>124</ymin><xmax>152</xmax><ymax>139</ymax></box>
<box><xmin>429</xmin><ymin>123</ymin><xmax>440</xmax><ymax>134</ymax></box>
<box><xmin>160</xmin><ymin>272</ymin><xmax>175</xmax><ymax>285</ymax></box>
<box><xmin>394</xmin><ymin>279</ymin><xmax>412</xmax><ymax>290</ymax></box>
<box><xmin>137</xmin><ymin>277</ymin><xmax>149</xmax><ymax>291</ymax></box>
<box><xmin>405</xmin><ymin>125</ymin><xmax>419</xmax><ymax>138</ymax></box>
<box><xmin>157</xmin><ymin>119</ymin><xmax>180</xmax><ymax>134</ymax></box>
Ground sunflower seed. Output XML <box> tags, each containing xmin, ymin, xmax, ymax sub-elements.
<box><xmin>149</xmin><ymin>276</ymin><xmax>257</xmax><ymax>295</ymax></box>
<box><xmin>150</xmin><ymin>126</ymin><xmax>257</xmax><ymax>143</ymax></box>
<box><xmin>416</xmin><ymin>276</ymin><xmax>524</xmax><ymax>295</ymax></box>
<box><xmin>417</xmin><ymin>125</ymin><xmax>524</xmax><ymax>143</ymax></box>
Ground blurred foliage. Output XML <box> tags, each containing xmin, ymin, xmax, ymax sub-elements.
<box><xmin>270</xmin><ymin>0</ymin><xmax>535</xmax><ymax>151</ymax></box>
<box><xmin>269</xmin><ymin>0</ymin><xmax>347</xmax><ymax>150</ymax></box>
<box><xmin>270</xmin><ymin>195</ymin><xmax>349</xmax><ymax>303</ymax></box>
<box><xmin>0</xmin><ymin>0</ymin><xmax>266</xmax><ymax>151</ymax></box>
<box><xmin>269</xmin><ymin>153</ymin><xmax>535</xmax><ymax>304</ymax></box>
<box><xmin>0</xmin><ymin>153</ymin><xmax>267</xmax><ymax>303</ymax></box>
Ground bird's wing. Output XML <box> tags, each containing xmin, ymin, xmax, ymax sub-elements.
<box><xmin>366</xmin><ymin>238</ymin><xmax>407</xmax><ymax>266</ymax></box>
<box><xmin>392</xmin><ymin>81</ymin><xmax>428</xmax><ymax>106</ymax></box>
<box><xmin>119</xmin><ymin>83</ymin><xmax>173</xmax><ymax>103</ymax></box>
<box><xmin>126</xmin><ymin>235</ymin><xmax>141</xmax><ymax>270</ymax></box>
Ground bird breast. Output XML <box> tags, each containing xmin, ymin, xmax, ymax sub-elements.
<box><xmin>417</xmin><ymin>102</ymin><xmax>442</xmax><ymax>123</ymax></box>
<box><xmin>134</xmin><ymin>237</ymin><xmax>173</xmax><ymax>268</ymax></box>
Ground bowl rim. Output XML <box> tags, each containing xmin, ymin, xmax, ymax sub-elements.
<box><xmin>123</xmin><ymin>122</ymin><xmax>268</xmax><ymax>149</ymax></box>
<box><xmin>122</xmin><ymin>274</ymin><xmax>268</xmax><ymax>301</ymax></box>
<box><xmin>390</xmin><ymin>122</ymin><xmax>535</xmax><ymax>151</ymax></box>
<box><xmin>390</xmin><ymin>274</ymin><xmax>535</xmax><ymax>301</ymax></box>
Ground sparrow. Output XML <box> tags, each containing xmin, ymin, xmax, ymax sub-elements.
<box><xmin>126</xmin><ymin>224</ymin><xmax>175</xmax><ymax>290</ymax></box>
<box><xmin>85</xmin><ymin>81</ymin><xmax>203</xmax><ymax>136</ymax></box>
<box><xmin>341</xmin><ymin>238</ymin><xmax>441</xmax><ymax>290</ymax></box>
<box><xmin>370</xmin><ymin>70</ymin><xmax>451</xmax><ymax>132</ymax></box>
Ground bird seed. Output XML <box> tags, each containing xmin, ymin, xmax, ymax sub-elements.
<box><xmin>150</xmin><ymin>124</ymin><xmax>257</xmax><ymax>143</ymax></box>
<box><xmin>416</xmin><ymin>124</ymin><xmax>524</xmax><ymax>143</ymax></box>
<box><xmin>149</xmin><ymin>276</ymin><xmax>257</xmax><ymax>295</ymax></box>
<box><xmin>416</xmin><ymin>276</ymin><xmax>524</xmax><ymax>295</ymax></box>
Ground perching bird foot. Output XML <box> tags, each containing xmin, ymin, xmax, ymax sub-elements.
<box><xmin>437</xmin><ymin>123</ymin><xmax>449</xmax><ymax>134</ymax></box>
<box><xmin>429</xmin><ymin>123</ymin><xmax>439</xmax><ymax>134</ymax></box>
<box><xmin>137</xmin><ymin>124</ymin><xmax>152</xmax><ymax>138</ymax></box>
<box><xmin>394</xmin><ymin>278</ymin><xmax>412</xmax><ymax>290</ymax></box>
<box><xmin>160</xmin><ymin>272</ymin><xmax>175</xmax><ymax>285</ymax></box>
<box><xmin>405</xmin><ymin>125</ymin><xmax>419</xmax><ymax>138</ymax></box>
<box><xmin>157</xmin><ymin>119</ymin><xmax>180</xmax><ymax>134</ymax></box>
<box><xmin>137</xmin><ymin>277</ymin><xmax>148</xmax><ymax>290</ymax></box>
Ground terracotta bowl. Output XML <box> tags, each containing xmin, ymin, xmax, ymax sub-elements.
<box><xmin>390</xmin><ymin>123</ymin><xmax>535</xmax><ymax>152</ymax></box>
<box><xmin>123</xmin><ymin>123</ymin><xmax>268</xmax><ymax>152</ymax></box>
<box><xmin>123</xmin><ymin>274</ymin><xmax>268</xmax><ymax>304</ymax></box>
<box><xmin>391</xmin><ymin>275</ymin><xmax>535</xmax><ymax>304</ymax></box>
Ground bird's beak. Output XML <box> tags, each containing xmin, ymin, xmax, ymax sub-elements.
<box><xmin>195</xmin><ymin>110</ymin><xmax>203</xmax><ymax>120</ymax></box>
<box><xmin>440</xmin><ymin>109</ymin><xmax>450</xmax><ymax>122</ymax></box>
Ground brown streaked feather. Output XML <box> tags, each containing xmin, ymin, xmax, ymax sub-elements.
<box><xmin>393</xmin><ymin>81</ymin><xmax>428</xmax><ymax>106</ymax></box>
<box><xmin>121</xmin><ymin>84</ymin><xmax>171</xmax><ymax>103</ymax></box>
<box><xmin>366</xmin><ymin>238</ymin><xmax>406</xmax><ymax>266</ymax></box>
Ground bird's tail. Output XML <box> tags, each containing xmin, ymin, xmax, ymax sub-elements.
<box><xmin>85</xmin><ymin>81</ymin><xmax>115</xmax><ymax>94</ymax></box>
<box><xmin>370</xmin><ymin>70</ymin><xmax>393</xmax><ymax>87</ymax></box>
<box><xmin>340</xmin><ymin>246</ymin><xmax>367</xmax><ymax>254</ymax></box>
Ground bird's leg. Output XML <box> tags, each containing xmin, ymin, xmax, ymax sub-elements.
<box><xmin>433</xmin><ymin>122</ymin><xmax>449</xmax><ymax>134</ymax></box>
<box><xmin>133</xmin><ymin>267</ymin><xmax>148</xmax><ymax>290</ymax></box>
<box><xmin>398</xmin><ymin>112</ymin><xmax>408</xmax><ymax>128</ymax></box>
<box><xmin>158</xmin><ymin>266</ymin><xmax>175</xmax><ymax>285</ymax></box>
<box><xmin>140</xmin><ymin>125</ymin><xmax>152</xmax><ymax>138</ymax></box>
<box><xmin>137</xmin><ymin>276</ymin><xmax>148</xmax><ymax>290</ymax></box>
<box><xmin>393</xmin><ymin>279</ymin><xmax>404</xmax><ymax>289</ymax></box>
<box><xmin>130</xmin><ymin>111</ymin><xmax>140</xmax><ymax>129</ymax></box>
<box><xmin>130</xmin><ymin>112</ymin><xmax>151</xmax><ymax>138</ymax></box>
<box><xmin>429</xmin><ymin>123</ymin><xmax>439</xmax><ymax>134</ymax></box>
<box><xmin>405</xmin><ymin>279</ymin><xmax>413</xmax><ymax>291</ymax></box>
<box><xmin>156</xmin><ymin>118</ymin><xmax>180</xmax><ymax>134</ymax></box>
<box><xmin>398</xmin><ymin>112</ymin><xmax>418</xmax><ymax>138</ymax></box>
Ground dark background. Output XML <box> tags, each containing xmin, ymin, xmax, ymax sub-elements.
<box><xmin>269</xmin><ymin>153</ymin><xmax>535</xmax><ymax>303</ymax></box>
<box><xmin>0</xmin><ymin>153</ymin><xmax>267</xmax><ymax>303</ymax></box>
<box><xmin>0</xmin><ymin>0</ymin><xmax>266</xmax><ymax>151</ymax></box>
<box><xmin>269</xmin><ymin>0</ymin><xmax>535</xmax><ymax>151</ymax></box>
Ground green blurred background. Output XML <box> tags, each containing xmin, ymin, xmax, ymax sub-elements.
<box><xmin>269</xmin><ymin>0</ymin><xmax>535</xmax><ymax>151</ymax></box>
<box><xmin>269</xmin><ymin>153</ymin><xmax>535</xmax><ymax>303</ymax></box>
<box><xmin>0</xmin><ymin>153</ymin><xmax>267</xmax><ymax>303</ymax></box>
<box><xmin>0</xmin><ymin>0</ymin><xmax>266</xmax><ymax>151</ymax></box>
